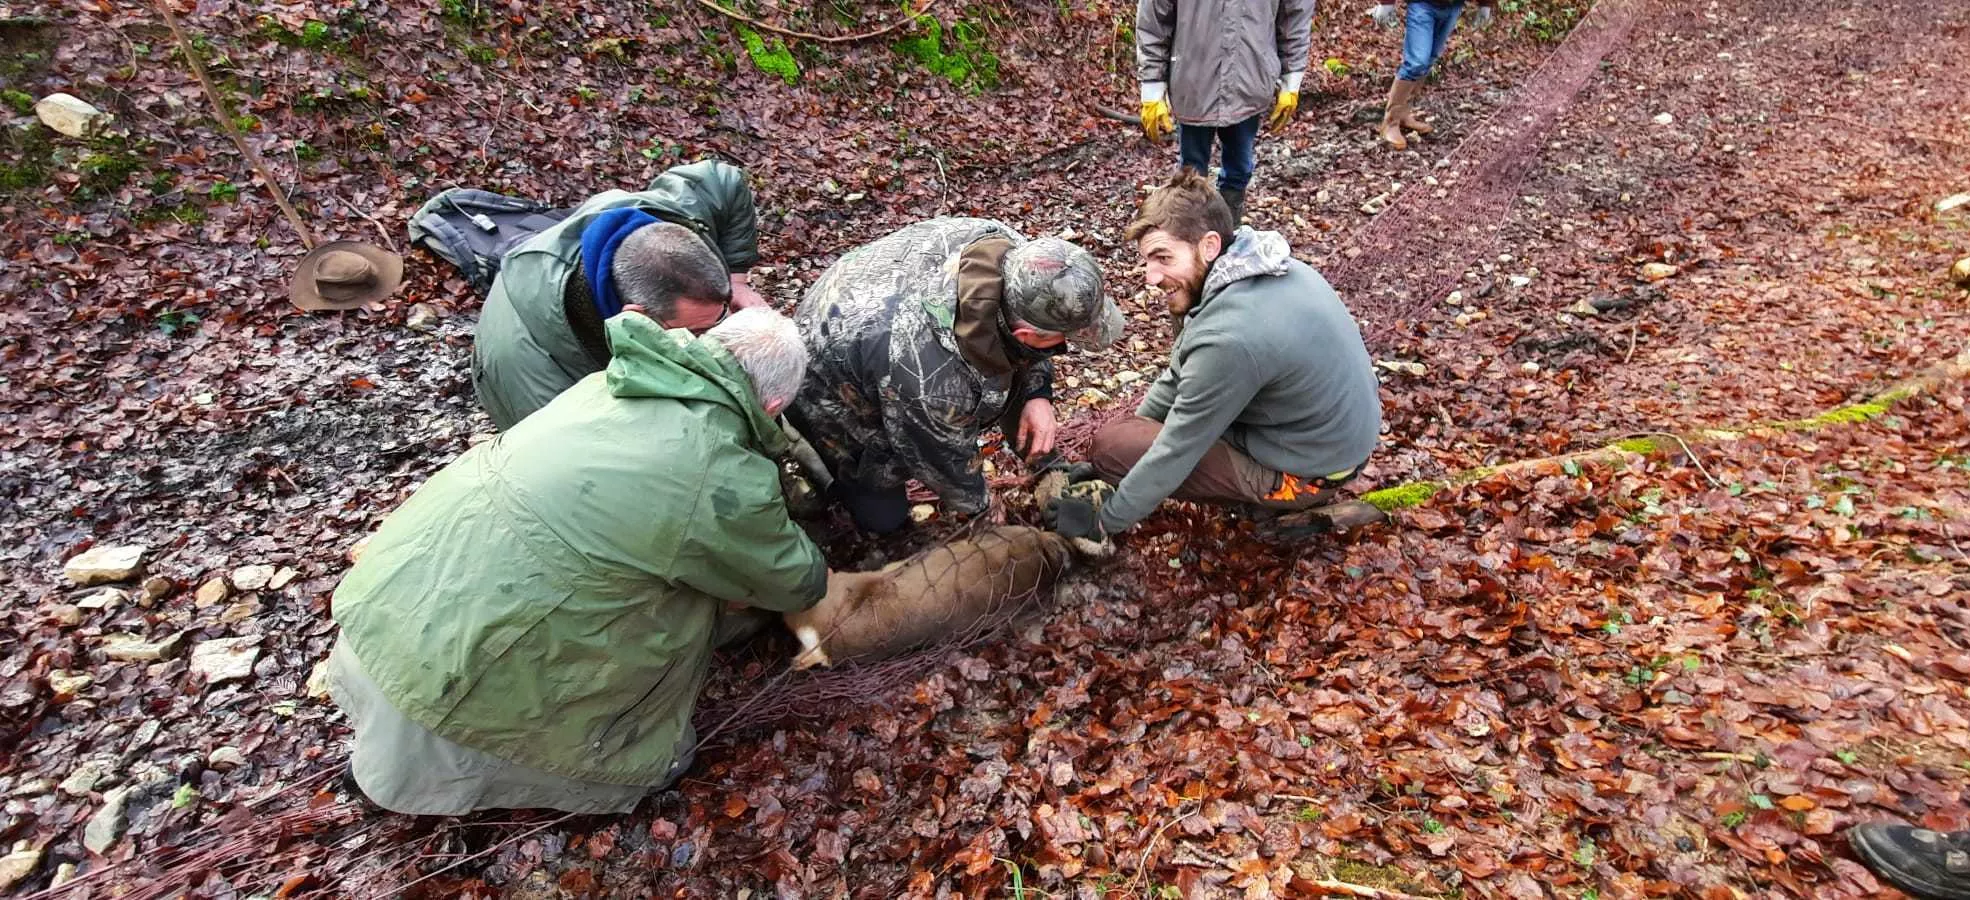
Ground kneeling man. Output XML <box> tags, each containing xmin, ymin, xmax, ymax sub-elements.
<box><xmin>329</xmin><ymin>306</ymin><xmax>825</xmax><ymax>815</ymax></box>
<box><xmin>1055</xmin><ymin>171</ymin><xmax>1382</xmax><ymax>541</ymax></box>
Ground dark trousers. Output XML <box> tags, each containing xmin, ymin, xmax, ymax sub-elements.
<box><xmin>1178</xmin><ymin>114</ymin><xmax>1263</xmax><ymax>192</ymax></box>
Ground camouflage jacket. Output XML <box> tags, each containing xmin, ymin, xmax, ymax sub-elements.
<box><xmin>791</xmin><ymin>218</ymin><xmax>1053</xmax><ymax>515</ymax></box>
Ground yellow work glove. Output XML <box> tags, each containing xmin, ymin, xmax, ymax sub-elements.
<box><xmin>1140</xmin><ymin>99</ymin><xmax>1175</xmax><ymax>142</ymax></box>
<box><xmin>1268</xmin><ymin>90</ymin><xmax>1299</xmax><ymax>132</ymax></box>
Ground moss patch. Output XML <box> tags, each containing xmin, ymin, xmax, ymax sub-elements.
<box><xmin>1362</xmin><ymin>481</ymin><xmax>1442</xmax><ymax>511</ymax></box>
<box><xmin>1303</xmin><ymin>857</ymin><xmax>1443</xmax><ymax>896</ymax></box>
<box><xmin>737</xmin><ymin>26</ymin><xmax>798</xmax><ymax>84</ymax></box>
<box><xmin>1611</xmin><ymin>437</ymin><xmax>1660</xmax><ymax>454</ymax></box>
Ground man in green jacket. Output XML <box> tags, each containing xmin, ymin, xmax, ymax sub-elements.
<box><xmin>329</xmin><ymin>306</ymin><xmax>826</xmax><ymax>815</ymax></box>
<box><xmin>473</xmin><ymin>160</ymin><xmax>767</xmax><ymax>430</ymax></box>
<box><xmin>1049</xmin><ymin>170</ymin><xmax>1382</xmax><ymax>543</ymax></box>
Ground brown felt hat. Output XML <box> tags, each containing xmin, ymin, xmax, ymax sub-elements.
<box><xmin>290</xmin><ymin>241</ymin><xmax>404</xmax><ymax>311</ymax></box>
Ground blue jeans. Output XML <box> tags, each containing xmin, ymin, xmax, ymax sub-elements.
<box><xmin>1398</xmin><ymin>0</ymin><xmax>1464</xmax><ymax>81</ymax></box>
<box><xmin>1178</xmin><ymin>113</ymin><xmax>1262</xmax><ymax>192</ymax></box>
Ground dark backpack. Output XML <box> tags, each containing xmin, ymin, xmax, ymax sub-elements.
<box><xmin>407</xmin><ymin>189</ymin><xmax>575</xmax><ymax>296</ymax></box>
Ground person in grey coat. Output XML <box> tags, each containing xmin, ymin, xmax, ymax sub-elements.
<box><xmin>1049</xmin><ymin>170</ymin><xmax>1381</xmax><ymax>544</ymax></box>
<box><xmin>1136</xmin><ymin>0</ymin><xmax>1315</xmax><ymax>226</ymax></box>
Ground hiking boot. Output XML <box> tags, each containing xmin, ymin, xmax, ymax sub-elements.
<box><xmin>1848</xmin><ymin>824</ymin><xmax>1970</xmax><ymax>900</ymax></box>
<box><xmin>1219</xmin><ymin>187</ymin><xmax>1247</xmax><ymax>227</ymax></box>
<box><xmin>1378</xmin><ymin>78</ymin><xmax>1410</xmax><ymax>150</ymax></box>
<box><xmin>1396</xmin><ymin>79</ymin><xmax>1433</xmax><ymax>134</ymax></box>
<box><xmin>1254</xmin><ymin>500</ymin><xmax>1388</xmax><ymax>539</ymax></box>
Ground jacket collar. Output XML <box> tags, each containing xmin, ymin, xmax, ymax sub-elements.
<box><xmin>952</xmin><ymin>236</ymin><xmax>1023</xmax><ymax>376</ymax></box>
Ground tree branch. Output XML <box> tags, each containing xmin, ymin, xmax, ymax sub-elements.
<box><xmin>689</xmin><ymin>0</ymin><xmax>936</xmax><ymax>45</ymax></box>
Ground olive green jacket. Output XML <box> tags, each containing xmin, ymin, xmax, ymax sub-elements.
<box><xmin>335</xmin><ymin>313</ymin><xmax>825</xmax><ymax>785</ymax></box>
<box><xmin>473</xmin><ymin>160</ymin><xmax>759</xmax><ymax>429</ymax></box>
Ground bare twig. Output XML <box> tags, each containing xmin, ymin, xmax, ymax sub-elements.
<box><xmin>1624</xmin><ymin>318</ymin><xmax>1640</xmax><ymax>364</ymax></box>
<box><xmin>1622</xmin><ymin>431</ymin><xmax>1722</xmax><ymax>488</ymax></box>
<box><xmin>153</xmin><ymin>0</ymin><xmax>316</xmax><ymax>250</ymax></box>
<box><xmin>689</xmin><ymin>0</ymin><xmax>936</xmax><ymax>44</ymax></box>
<box><xmin>1122</xmin><ymin>800</ymin><xmax>1196</xmax><ymax>897</ymax></box>
<box><xmin>1299</xmin><ymin>881</ymin><xmax>1431</xmax><ymax>900</ymax></box>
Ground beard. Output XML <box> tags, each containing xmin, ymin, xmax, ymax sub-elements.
<box><xmin>1162</xmin><ymin>263</ymin><xmax>1208</xmax><ymax>317</ymax></box>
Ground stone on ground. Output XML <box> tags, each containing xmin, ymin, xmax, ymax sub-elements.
<box><xmin>1639</xmin><ymin>262</ymin><xmax>1678</xmax><ymax>282</ymax></box>
<box><xmin>207</xmin><ymin>746</ymin><xmax>249</xmax><ymax>770</ymax></box>
<box><xmin>139</xmin><ymin>575</ymin><xmax>173</xmax><ymax>605</ymax></box>
<box><xmin>63</xmin><ymin>545</ymin><xmax>146</xmax><ymax>586</ymax></box>
<box><xmin>82</xmin><ymin>786</ymin><xmax>132</xmax><ymax>854</ymax></box>
<box><xmin>189</xmin><ymin>637</ymin><xmax>261</xmax><ymax>684</ymax></box>
<box><xmin>230</xmin><ymin>564</ymin><xmax>276</xmax><ymax>591</ymax></box>
<box><xmin>34</xmin><ymin>93</ymin><xmax>112</xmax><ymax>139</ymax></box>
<box><xmin>101</xmin><ymin>631</ymin><xmax>187</xmax><ymax>662</ymax></box>
<box><xmin>194</xmin><ymin>577</ymin><xmax>232</xmax><ymax>606</ymax></box>
<box><xmin>1951</xmin><ymin>256</ymin><xmax>1970</xmax><ymax>289</ymax></box>
<box><xmin>76</xmin><ymin>587</ymin><xmax>126</xmax><ymax>610</ymax></box>
<box><xmin>0</xmin><ymin>843</ymin><xmax>41</xmax><ymax>892</ymax></box>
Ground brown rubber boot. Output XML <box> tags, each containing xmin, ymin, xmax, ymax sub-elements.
<box><xmin>1397</xmin><ymin>79</ymin><xmax>1433</xmax><ymax>134</ymax></box>
<box><xmin>1378</xmin><ymin>78</ymin><xmax>1409</xmax><ymax>150</ymax></box>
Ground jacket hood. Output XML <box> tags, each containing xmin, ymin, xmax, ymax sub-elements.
<box><xmin>603</xmin><ymin>312</ymin><xmax>787</xmax><ymax>456</ymax></box>
<box><xmin>1201</xmin><ymin>227</ymin><xmax>1294</xmax><ymax>301</ymax></box>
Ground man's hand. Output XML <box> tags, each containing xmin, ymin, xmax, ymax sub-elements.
<box><xmin>1367</xmin><ymin>3</ymin><xmax>1400</xmax><ymax>27</ymax></box>
<box><xmin>1466</xmin><ymin>5</ymin><xmax>1494</xmax><ymax>29</ymax></box>
<box><xmin>729</xmin><ymin>273</ymin><xmax>767</xmax><ymax>311</ymax></box>
<box><xmin>1016</xmin><ymin>398</ymin><xmax>1058</xmax><ymax>459</ymax></box>
<box><xmin>1141</xmin><ymin>99</ymin><xmax>1175</xmax><ymax>142</ymax></box>
<box><xmin>1267</xmin><ymin>90</ymin><xmax>1299</xmax><ymax>133</ymax></box>
<box><xmin>1048</xmin><ymin>480</ymin><xmax>1116</xmax><ymax>556</ymax></box>
<box><xmin>1047</xmin><ymin>480</ymin><xmax>1114</xmax><ymax>537</ymax></box>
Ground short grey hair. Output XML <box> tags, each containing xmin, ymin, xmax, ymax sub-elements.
<box><xmin>706</xmin><ymin>308</ymin><xmax>808</xmax><ymax>410</ymax></box>
<box><xmin>613</xmin><ymin>222</ymin><xmax>731</xmax><ymax>319</ymax></box>
<box><xmin>1002</xmin><ymin>237</ymin><xmax>1105</xmax><ymax>335</ymax></box>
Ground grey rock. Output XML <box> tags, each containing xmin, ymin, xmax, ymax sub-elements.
<box><xmin>82</xmin><ymin>787</ymin><xmax>133</xmax><ymax>854</ymax></box>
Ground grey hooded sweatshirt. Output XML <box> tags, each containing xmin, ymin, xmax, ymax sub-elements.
<box><xmin>1100</xmin><ymin>229</ymin><xmax>1382</xmax><ymax>533</ymax></box>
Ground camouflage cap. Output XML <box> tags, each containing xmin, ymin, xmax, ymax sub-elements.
<box><xmin>1002</xmin><ymin>237</ymin><xmax>1122</xmax><ymax>348</ymax></box>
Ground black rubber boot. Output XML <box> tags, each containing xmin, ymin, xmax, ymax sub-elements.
<box><xmin>1219</xmin><ymin>187</ymin><xmax>1247</xmax><ymax>227</ymax></box>
<box><xmin>1849</xmin><ymin>825</ymin><xmax>1970</xmax><ymax>900</ymax></box>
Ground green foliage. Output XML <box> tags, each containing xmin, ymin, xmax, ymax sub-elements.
<box><xmin>294</xmin><ymin>141</ymin><xmax>320</xmax><ymax>161</ymax></box>
<box><xmin>440</xmin><ymin>0</ymin><xmax>485</xmax><ymax>26</ymax></box>
<box><xmin>1322</xmin><ymin>57</ymin><xmax>1351</xmax><ymax>78</ymax></box>
<box><xmin>737</xmin><ymin>27</ymin><xmax>798</xmax><ymax>84</ymax></box>
<box><xmin>157</xmin><ymin>308</ymin><xmax>202</xmax><ymax>336</ymax></box>
<box><xmin>2</xmin><ymin>89</ymin><xmax>32</xmax><ymax>115</ymax></box>
<box><xmin>78</xmin><ymin>150</ymin><xmax>143</xmax><ymax>190</ymax></box>
<box><xmin>208</xmin><ymin>181</ymin><xmax>241</xmax><ymax>203</ymax></box>
<box><xmin>1499</xmin><ymin>0</ymin><xmax>1583</xmax><ymax>42</ymax></box>
<box><xmin>895</xmin><ymin>13</ymin><xmax>1000</xmax><ymax>91</ymax></box>
<box><xmin>1720</xmin><ymin>809</ymin><xmax>1748</xmax><ymax>828</ymax></box>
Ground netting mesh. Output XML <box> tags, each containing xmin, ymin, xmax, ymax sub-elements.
<box><xmin>1322</xmin><ymin>0</ymin><xmax>1648</xmax><ymax>348</ymax></box>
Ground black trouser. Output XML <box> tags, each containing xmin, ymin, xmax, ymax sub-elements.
<box><xmin>837</xmin><ymin>474</ymin><xmax>909</xmax><ymax>534</ymax></box>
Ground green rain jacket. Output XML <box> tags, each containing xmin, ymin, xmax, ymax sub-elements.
<box><xmin>473</xmin><ymin>160</ymin><xmax>760</xmax><ymax>430</ymax></box>
<box><xmin>334</xmin><ymin>313</ymin><xmax>825</xmax><ymax>786</ymax></box>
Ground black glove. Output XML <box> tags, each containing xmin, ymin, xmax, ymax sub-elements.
<box><xmin>1047</xmin><ymin>479</ymin><xmax>1115</xmax><ymax>540</ymax></box>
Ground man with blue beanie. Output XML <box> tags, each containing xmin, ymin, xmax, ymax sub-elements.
<box><xmin>471</xmin><ymin>160</ymin><xmax>765</xmax><ymax>429</ymax></box>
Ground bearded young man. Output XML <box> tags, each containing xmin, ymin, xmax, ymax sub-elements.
<box><xmin>1048</xmin><ymin>170</ymin><xmax>1382</xmax><ymax>543</ymax></box>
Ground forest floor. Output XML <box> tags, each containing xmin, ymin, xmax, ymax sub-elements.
<box><xmin>2</xmin><ymin>0</ymin><xmax>1969</xmax><ymax>896</ymax></box>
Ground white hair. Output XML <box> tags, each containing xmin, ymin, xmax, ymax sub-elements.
<box><xmin>706</xmin><ymin>308</ymin><xmax>808</xmax><ymax>410</ymax></box>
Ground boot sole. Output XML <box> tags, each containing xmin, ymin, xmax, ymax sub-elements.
<box><xmin>1847</xmin><ymin>829</ymin><xmax>1970</xmax><ymax>900</ymax></box>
